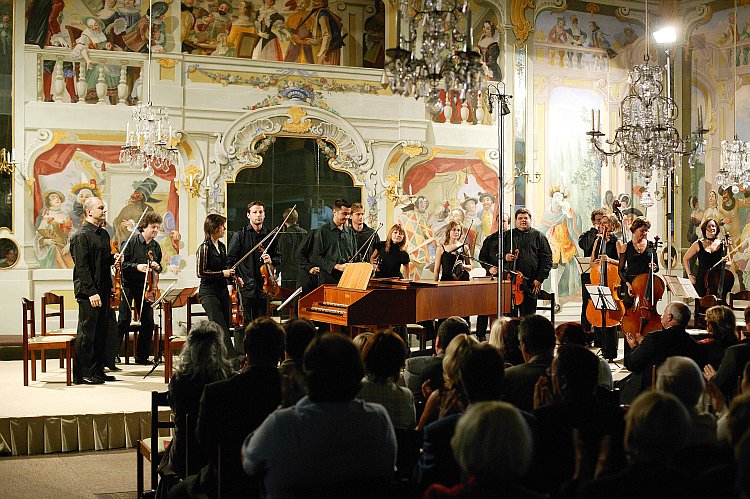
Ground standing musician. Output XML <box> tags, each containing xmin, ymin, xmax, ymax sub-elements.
<box><xmin>682</xmin><ymin>218</ymin><xmax>724</xmax><ymax>297</ymax></box>
<box><xmin>197</xmin><ymin>214</ymin><xmax>240</xmax><ymax>358</ymax></box>
<box><xmin>503</xmin><ymin>208</ymin><xmax>553</xmax><ymax>317</ymax></box>
<box><xmin>71</xmin><ymin>197</ymin><xmax>115</xmax><ymax>385</ymax></box>
<box><xmin>310</xmin><ymin>198</ymin><xmax>356</xmax><ymax>285</ymax></box>
<box><xmin>579</xmin><ymin>210</ymin><xmax>620</xmax><ymax>334</ymax></box>
<box><xmin>350</xmin><ymin>202</ymin><xmax>381</xmax><ymax>262</ymax></box>
<box><xmin>433</xmin><ymin>221</ymin><xmax>472</xmax><ymax>282</ymax></box>
<box><xmin>475</xmin><ymin>213</ymin><xmax>510</xmax><ymax>341</ymax></box>
<box><xmin>227</xmin><ymin>201</ymin><xmax>281</xmax><ymax>324</ymax></box>
<box><xmin>370</xmin><ymin>224</ymin><xmax>410</xmax><ymax>279</ymax></box>
<box><xmin>617</xmin><ymin>216</ymin><xmax>659</xmax><ymax>308</ymax></box>
<box><xmin>116</xmin><ymin>211</ymin><xmax>163</xmax><ymax>366</ymax></box>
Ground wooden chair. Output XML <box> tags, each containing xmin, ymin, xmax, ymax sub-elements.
<box><xmin>22</xmin><ymin>298</ymin><xmax>74</xmax><ymax>386</ymax></box>
<box><xmin>164</xmin><ymin>296</ymin><xmax>205</xmax><ymax>382</ymax></box>
<box><xmin>696</xmin><ymin>295</ymin><xmax>719</xmax><ymax>328</ymax></box>
<box><xmin>406</xmin><ymin>323</ymin><xmax>431</xmax><ymax>351</ymax></box>
<box><xmin>40</xmin><ymin>292</ymin><xmax>78</xmax><ymax>371</ymax></box>
<box><xmin>729</xmin><ymin>290</ymin><xmax>750</xmax><ymax>312</ymax></box>
<box><xmin>136</xmin><ymin>390</ymin><xmax>174</xmax><ymax>498</ymax></box>
<box><xmin>537</xmin><ymin>289</ymin><xmax>556</xmax><ymax>324</ymax></box>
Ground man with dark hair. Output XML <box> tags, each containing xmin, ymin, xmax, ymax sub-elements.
<box><xmin>170</xmin><ymin>317</ymin><xmax>284</xmax><ymax>499</ymax></box>
<box><xmin>503</xmin><ymin>208</ymin><xmax>553</xmax><ymax>316</ymax></box>
<box><xmin>310</xmin><ymin>198</ymin><xmax>356</xmax><ymax>285</ymax></box>
<box><xmin>227</xmin><ymin>201</ymin><xmax>281</xmax><ymax>335</ymax></box>
<box><xmin>502</xmin><ymin>314</ymin><xmax>556</xmax><ymax>411</ymax></box>
<box><xmin>404</xmin><ymin>316</ymin><xmax>470</xmax><ymax>396</ymax></box>
<box><xmin>116</xmin><ymin>211</ymin><xmax>163</xmax><ymax>366</ymax></box>
<box><xmin>279</xmin><ymin>318</ymin><xmax>317</xmax><ymax>407</ymax></box>
<box><xmin>532</xmin><ymin>344</ymin><xmax>626</xmax><ymax>493</ymax></box>
<box><xmin>350</xmin><ymin>202</ymin><xmax>380</xmax><ymax>262</ymax></box>
<box><xmin>242</xmin><ymin>333</ymin><xmax>396</xmax><ymax>496</ymax></box>
<box><xmin>415</xmin><ymin>343</ymin><xmax>505</xmax><ymax>491</ymax></box>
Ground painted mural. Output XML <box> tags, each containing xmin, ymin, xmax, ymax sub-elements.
<box><xmin>30</xmin><ymin>143</ymin><xmax>184</xmax><ymax>272</ymax></box>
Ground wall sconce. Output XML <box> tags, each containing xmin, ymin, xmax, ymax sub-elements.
<box><xmin>0</xmin><ymin>148</ymin><xmax>18</xmax><ymax>175</ymax></box>
<box><xmin>183</xmin><ymin>164</ymin><xmax>205</xmax><ymax>198</ymax></box>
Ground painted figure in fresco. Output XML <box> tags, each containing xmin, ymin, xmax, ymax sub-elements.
<box><xmin>181</xmin><ymin>0</ymin><xmax>197</xmax><ymax>52</ymax></box>
<box><xmin>0</xmin><ymin>247</ymin><xmax>18</xmax><ymax>268</ymax></box>
<box><xmin>97</xmin><ymin>0</ymin><xmax>119</xmax><ymax>27</ymax></box>
<box><xmin>34</xmin><ymin>190</ymin><xmax>75</xmax><ymax>269</ymax></box>
<box><xmin>622</xmin><ymin>27</ymin><xmax>638</xmax><ymax>47</ymax></box>
<box><xmin>123</xmin><ymin>1</ymin><xmax>168</xmax><ymax>53</ymax></box>
<box><xmin>547</xmin><ymin>17</ymin><xmax>568</xmax><ymax>66</ymax></box>
<box><xmin>225</xmin><ymin>0</ymin><xmax>256</xmax><ymax>57</ymax></box>
<box><xmin>565</xmin><ymin>15</ymin><xmax>586</xmax><ymax>68</ymax></box>
<box><xmin>253</xmin><ymin>0</ymin><xmax>288</xmax><ymax>61</ymax></box>
<box><xmin>71</xmin><ymin>16</ymin><xmax>122</xmax><ymax>101</ymax></box>
<box><xmin>717</xmin><ymin>187</ymin><xmax>750</xmax><ymax>246</ymax></box>
<box><xmin>70</xmin><ymin>179</ymin><xmax>102</xmax><ymax>229</ymax></box>
<box><xmin>363</xmin><ymin>0</ymin><xmax>385</xmax><ymax>68</ymax></box>
<box><xmin>588</xmin><ymin>21</ymin><xmax>617</xmax><ymax>58</ymax></box>
<box><xmin>206</xmin><ymin>1</ymin><xmax>233</xmax><ymax>42</ymax></box>
<box><xmin>114</xmin><ymin>0</ymin><xmax>142</xmax><ymax>33</ymax></box>
<box><xmin>717</xmin><ymin>11</ymin><xmax>739</xmax><ymax>66</ymax></box>
<box><xmin>686</xmin><ymin>195</ymin><xmax>703</xmax><ymax>246</ymax></box>
<box><xmin>477</xmin><ymin>20</ymin><xmax>501</xmax><ymax>81</ymax></box>
<box><xmin>540</xmin><ymin>186</ymin><xmax>582</xmax><ymax>298</ymax></box>
<box><xmin>702</xmin><ymin>190</ymin><xmax>722</xmax><ymax>229</ymax></box>
<box><xmin>158</xmin><ymin>211</ymin><xmax>185</xmax><ymax>272</ymax></box>
<box><xmin>740</xmin><ymin>16</ymin><xmax>750</xmax><ymax>66</ymax></box>
<box><xmin>398</xmin><ymin>196</ymin><xmax>435</xmax><ymax>279</ymax></box>
<box><xmin>462</xmin><ymin>196</ymin><xmax>481</xmax><ymax>249</ymax></box>
<box><xmin>113</xmin><ymin>179</ymin><xmax>158</xmax><ymax>244</ymax></box>
<box><xmin>311</xmin><ymin>0</ymin><xmax>344</xmax><ymax>65</ymax></box>
<box><xmin>285</xmin><ymin>0</ymin><xmax>315</xmax><ymax>63</ymax></box>
<box><xmin>477</xmin><ymin>192</ymin><xmax>496</xmax><ymax>239</ymax></box>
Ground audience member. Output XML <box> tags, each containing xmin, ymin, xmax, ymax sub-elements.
<box><xmin>716</xmin><ymin>362</ymin><xmax>750</xmax><ymax>442</ymax></box>
<box><xmin>622</xmin><ymin>302</ymin><xmax>706</xmax><ymax>404</ymax></box>
<box><xmin>158</xmin><ymin>321</ymin><xmax>234</xmax><ymax>495</ymax></box>
<box><xmin>242</xmin><ymin>333</ymin><xmax>396</xmax><ymax>497</ymax></box>
<box><xmin>279</xmin><ymin>318</ymin><xmax>316</xmax><ymax>408</ymax></box>
<box><xmin>578</xmin><ymin>391</ymin><xmax>698</xmax><ymax>499</ymax></box>
<box><xmin>168</xmin><ymin>317</ymin><xmax>284</xmax><ymax>499</ymax></box>
<box><xmin>737</xmin><ymin>430</ymin><xmax>750</xmax><ymax>499</ymax></box>
<box><xmin>700</xmin><ymin>305</ymin><xmax>738</xmax><ymax>370</ymax></box>
<box><xmin>488</xmin><ymin>316</ymin><xmax>524</xmax><ymax>367</ymax></box>
<box><xmin>502</xmin><ymin>314</ymin><xmax>556</xmax><ymax>412</ymax></box>
<box><xmin>531</xmin><ymin>344</ymin><xmax>626</xmax><ymax>494</ymax></box>
<box><xmin>352</xmin><ymin>331</ymin><xmax>374</xmax><ymax>353</ymax></box>
<box><xmin>556</xmin><ymin>321</ymin><xmax>613</xmax><ymax>390</ymax></box>
<box><xmin>358</xmin><ymin>330</ymin><xmax>416</xmax><ymax>429</ymax></box>
<box><xmin>705</xmin><ymin>308</ymin><xmax>750</xmax><ymax>403</ymax></box>
<box><xmin>415</xmin><ymin>343</ymin><xmax>505</xmax><ymax>492</ymax></box>
<box><xmin>424</xmin><ymin>401</ymin><xmax>544</xmax><ymax>498</ymax></box>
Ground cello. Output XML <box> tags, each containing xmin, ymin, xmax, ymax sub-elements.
<box><xmin>621</xmin><ymin>236</ymin><xmax>666</xmax><ymax>348</ymax></box>
<box><xmin>705</xmin><ymin>231</ymin><xmax>735</xmax><ymax>303</ymax></box>
<box><xmin>585</xmin><ymin>228</ymin><xmax>624</xmax><ymax>328</ymax></box>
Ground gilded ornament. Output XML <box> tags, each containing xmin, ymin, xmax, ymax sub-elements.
<box><xmin>511</xmin><ymin>0</ymin><xmax>536</xmax><ymax>44</ymax></box>
<box><xmin>281</xmin><ymin>107</ymin><xmax>313</xmax><ymax>134</ymax></box>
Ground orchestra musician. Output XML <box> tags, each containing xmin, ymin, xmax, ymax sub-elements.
<box><xmin>475</xmin><ymin>213</ymin><xmax>510</xmax><ymax>341</ymax></box>
<box><xmin>196</xmin><ymin>214</ymin><xmax>240</xmax><ymax>358</ymax></box>
<box><xmin>227</xmin><ymin>201</ymin><xmax>281</xmax><ymax>324</ymax></box>
<box><xmin>310</xmin><ymin>199</ymin><xmax>356</xmax><ymax>285</ymax></box>
<box><xmin>433</xmin><ymin>221</ymin><xmax>472</xmax><ymax>282</ymax></box>
<box><xmin>350</xmin><ymin>202</ymin><xmax>380</xmax><ymax>262</ymax></box>
<box><xmin>682</xmin><ymin>218</ymin><xmax>723</xmax><ymax>297</ymax></box>
<box><xmin>579</xmin><ymin>210</ymin><xmax>620</xmax><ymax>335</ymax></box>
<box><xmin>116</xmin><ymin>211</ymin><xmax>163</xmax><ymax>366</ymax></box>
<box><xmin>617</xmin><ymin>216</ymin><xmax>659</xmax><ymax>309</ymax></box>
<box><xmin>370</xmin><ymin>224</ymin><xmax>410</xmax><ymax>279</ymax></box>
<box><xmin>503</xmin><ymin>208</ymin><xmax>553</xmax><ymax>317</ymax></box>
<box><xmin>70</xmin><ymin>197</ymin><xmax>115</xmax><ymax>384</ymax></box>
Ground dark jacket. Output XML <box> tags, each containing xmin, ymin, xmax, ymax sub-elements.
<box><xmin>120</xmin><ymin>233</ymin><xmax>163</xmax><ymax>289</ymax></box>
<box><xmin>625</xmin><ymin>325</ymin><xmax>707</xmax><ymax>375</ymax></box>
<box><xmin>502</xmin><ymin>354</ymin><xmax>554</xmax><ymax>412</ymax></box>
<box><xmin>310</xmin><ymin>221</ymin><xmax>356</xmax><ymax>285</ymax></box>
<box><xmin>579</xmin><ymin>228</ymin><xmax>619</xmax><ymax>260</ymax></box>
<box><xmin>227</xmin><ymin>225</ymin><xmax>281</xmax><ymax>298</ymax></box>
<box><xmin>478</xmin><ymin>231</ymin><xmax>500</xmax><ymax>271</ymax></box>
<box><xmin>501</xmin><ymin>228</ymin><xmax>553</xmax><ymax>283</ymax></box>
<box><xmin>713</xmin><ymin>340</ymin><xmax>750</xmax><ymax>402</ymax></box>
<box><xmin>71</xmin><ymin>221</ymin><xmax>114</xmax><ymax>300</ymax></box>
<box><xmin>351</xmin><ymin>223</ymin><xmax>381</xmax><ymax>262</ymax></box>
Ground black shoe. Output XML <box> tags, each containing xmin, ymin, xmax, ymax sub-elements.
<box><xmin>106</xmin><ymin>366</ymin><xmax>122</xmax><ymax>372</ymax></box>
<box><xmin>74</xmin><ymin>376</ymin><xmax>104</xmax><ymax>385</ymax></box>
<box><xmin>135</xmin><ymin>358</ymin><xmax>151</xmax><ymax>366</ymax></box>
<box><xmin>93</xmin><ymin>372</ymin><xmax>117</xmax><ymax>382</ymax></box>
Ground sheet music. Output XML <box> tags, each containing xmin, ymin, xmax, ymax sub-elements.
<box><xmin>584</xmin><ymin>285</ymin><xmax>618</xmax><ymax>311</ymax></box>
<box><xmin>663</xmin><ymin>275</ymin><xmax>700</xmax><ymax>299</ymax></box>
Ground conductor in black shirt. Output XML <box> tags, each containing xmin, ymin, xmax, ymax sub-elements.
<box><xmin>71</xmin><ymin>197</ymin><xmax>115</xmax><ymax>384</ymax></box>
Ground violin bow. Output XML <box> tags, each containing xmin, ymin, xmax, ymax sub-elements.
<box><xmin>114</xmin><ymin>208</ymin><xmax>150</xmax><ymax>266</ymax></box>
<box><xmin>231</xmin><ymin>204</ymin><xmax>297</xmax><ymax>270</ymax></box>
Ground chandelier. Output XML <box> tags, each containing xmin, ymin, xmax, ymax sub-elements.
<box><xmin>120</xmin><ymin>0</ymin><xmax>178</xmax><ymax>175</ymax></box>
<box><xmin>586</xmin><ymin>1</ymin><xmax>705</xmax><ymax>184</ymax></box>
<box><xmin>383</xmin><ymin>0</ymin><xmax>485</xmax><ymax>115</ymax></box>
<box><xmin>717</xmin><ymin>0</ymin><xmax>749</xmax><ymax>192</ymax></box>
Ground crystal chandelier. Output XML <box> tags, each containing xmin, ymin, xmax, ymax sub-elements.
<box><xmin>586</xmin><ymin>1</ymin><xmax>705</xmax><ymax>185</ymax></box>
<box><xmin>717</xmin><ymin>0</ymin><xmax>749</xmax><ymax>192</ymax></box>
<box><xmin>384</xmin><ymin>0</ymin><xmax>485</xmax><ymax>116</ymax></box>
<box><xmin>120</xmin><ymin>0</ymin><xmax>178</xmax><ymax>175</ymax></box>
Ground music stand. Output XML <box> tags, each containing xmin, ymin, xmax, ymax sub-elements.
<box><xmin>585</xmin><ymin>285</ymin><xmax>621</xmax><ymax>366</ymax></box>
<box><xmin>575</xmin><ymin>256</ymin><xmax>592</xmax><ymax>275</ymax></box>
<box><xmin>145</xmin><ymin>286</ymin><xmax>196</xmax><ymax>379</ymax></box>
<box><xmin>663</xmin><ymin>275</ymin><xmax>700</xmax><ymax>299</ymax></box>
<box><xmin>277</xmin><ymin>286</ymin><xmax>303</xmax><ymax>313</ymax></box>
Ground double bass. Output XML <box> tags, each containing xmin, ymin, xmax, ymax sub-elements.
<box><xmin>621</xmin><ymin>236</ymin><xmax>665</xmax><ymax>348</ymax></box>
<box><xmin>704</xmin><ymin>231</ymin><xmax>735</xmax><ymax>302</ymax></box>
<box><xmin>585</xmin><ymin>229</ymin><xmax>624</xmax><ymax>328</ymax></box>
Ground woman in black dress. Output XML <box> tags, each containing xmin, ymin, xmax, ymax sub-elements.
<box><xmin>371</xmin><ymin>224</ymin><xmax>410</xmax><ymax>278</ymax></box>
<box><xmin>617</xmin><ymin>216</ymin><xmax>659</xmax><ymax>307</ymax></box>
<box><xmin>196</xmin><ymin>214</ymin><xmax>240</xmax><ymax>357</ymax></box>
<box><xmin>682</xmin><ymin>218</ymin><xmax>723</xmax><ymax>297</ymax></box>
<box><xmin>434</xmin><ymin>221</ymin><xmax>472</xmax><ymax>282</ymax></box>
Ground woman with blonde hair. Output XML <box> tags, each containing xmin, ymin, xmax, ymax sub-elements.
<box><xmin>488</xmin><ymin>316</ymin><xmax>524</xmax><ymax>366</ymax></box>
<box><xmin>700</xmin><ymin>304</ymin><xmax>738</xmax><ymax>370</ymax></box>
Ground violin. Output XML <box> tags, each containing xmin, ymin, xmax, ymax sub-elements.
<box><xmin>230</xmin><ymin>275</ymin><xmax>244</xmax><ymax>328</ymax></box>
<box><xmin>259</xmin><ymin>244</ymin><xmax>280</xmax><ymax>298</ymax></box>
<box><xmin>704</xmin><ymin>232</ymin><xmax>735</xmax><ymax>302</ymax></box>
<box><xmin>621</xmin><ymin>236</ymin><xmax>666</xmax><ymax>348</ymax></box>
<box><xmin>508</xmin><ymin>226</ymin><xmax>524</xmax><ymax>307</ymax></box>
<box><xmin>110</xmin><ymin>239</ymin><xmax>122</xmax><ymax>309</ymax></box>
<box><xmin>586</xmin><ymin>229</ymin><xmax>624</xmax><ymax>328</ymax></box>
<box><xmin>144</xmin><ymin>250</ymin><xmax>161</xmax><ymax>303</ymax></box>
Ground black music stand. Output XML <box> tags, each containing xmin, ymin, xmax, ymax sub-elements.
<box><xmin>586</xmin><ymin>285</ymin><xmax>621</xmax><ymax>366</ymax></box>
<box><xmin>144</xmin><ymin>285</ymin><xmax>196</xmax><ymax>379</ymax></box>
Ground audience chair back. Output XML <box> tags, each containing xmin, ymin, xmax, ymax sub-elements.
<box><xmin>696</xmin><ymin>295</ymin><xmax>718</xmax><ymax>328</ymax></box>
<box><xmin>729</xmin><ymin>290</ymin><xmax>750</xmax><ymax>312</ymax></box>
<box><xmin>136</xmin><ymin>390</ymin><xmax>174</xmax><ymax>498</ymax></box>
<box><xmin>537</xmin><ymin>289</ymin><xmax>556</xmax><ymax>323</ymax></box>
<box><xmin>21</xmin><ymin>298</ymin><xmax>74</xmax><ymax>386</ymax></box>
<box><xmin>186</xmin><ymin>295</ymin><xmax>207</xmax><ymax>333</ymax></box>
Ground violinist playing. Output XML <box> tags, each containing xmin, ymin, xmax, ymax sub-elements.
<box><xmin>502</xmin><ymin>208</ymin><xmax>553</xmax><ymax>317</ymax></box>
<box><xmin>116</xmin><ymin>211</ymin><xmax>163</xmax><ymax>366</ymax></box>
<box><xmin>227</xmin><ymin>202</ymin><xmax>281</xmax><ymax>327</ymax></box>
<box><xmin>682</xmin><ymin>218</ymin><xmax>725</xmax><ymax>298</ymax></box>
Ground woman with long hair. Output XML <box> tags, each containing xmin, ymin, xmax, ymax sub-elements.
<box><xmin>371</xmin><ymin>224</ymin><xmax>410</xmax><ymax>278</ymax></box>
<box><xmin>682</xmin><ymin>218</ymin><xmax>724</xmax><ymax>297</ymax></box>
<box><xmin>434</xmin><ymin>221</ymin><xmax>471</xmax><ymax>282</ymax></box>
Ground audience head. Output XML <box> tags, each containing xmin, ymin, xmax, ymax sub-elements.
<box><xmin>362</xmin><ymin>330</ymin><xmax>408</xmax><ymax>383</ymax></box>
<box><xmin>705</xmin><ymin>305</ymin><xmax>738</xmax><ymax>347</ymax></box>
<box><xmin>282</xmin><ymin>319</ymin><xmax>316</xmax><ymax>363</ymax></box>
<box><xmin>555</xmin><ymin>322</ymin><xmax>588</xmax><ymax>346</ymax></box>
<box><xmin>489</xmin><ymin>317</ymin><xmax>523</xmax><ymax>365</ymax></box>
<box><xmin>451</xmin><ymin>401</ymin><xmax>533</xmax><ymax>483</ymax></box>
<box><xmin>662</xmin><ymin>301</ymin><xmax>691</xmax><ymax>328</ymax></box>
<box><xmin>655</xmin><ymin>356</ymin><xmax>705</xmax><ymax>410</ymax></box>
<box><xmin>443</xmin><ymin>334</ymin><xmax>479</xmax><ymax>389</ymax></box>
<box><xmin>304</xmin><ymin>333</ymin><xmax>364</xmax><ymax>403</ymax></box>
<box><xmin>458</xmin><ymin>343</ymin><xmax>505</xmax><ymax>403</ymax></box>
<box><xmin>518</xmin><ymin>314</ymin><xmax>555</xmax><ymax>361</ymax></box>
<box><xmin>552</xmin><ymin>344</ymin><xmax>599</xmax><ymax>397</ymax></box>
<box><xmin>624</xmin><ymin>391</ymin><xmax>690</xmax><ymax>463</ymax></box>
<box><xmin>437</xmin><ymin>316</ymin><xmax>470</xmax><ymax>353</ymax></box>
<box><xmin>174</xmin><ymin>320</ymin><xmax>233</xmax><ymax>380</ymax></box>
<box><xmin>729</xmin><ymin>393</ymin><xmax>750</xmax><ymax>445</ymax></box>
<box><xmin>352</xmin><ymin>331</ymin><xmax>374</xmax><ymax>354</ymax></box>
<box><xmin>744</xmin><ymin>306</ymin><xmax>750</xmax><ymax>339</ymax></box>
<box><xmin>243</xmin><ymin>317</ymin><xmax>285</xmax><ymax>366</ymax></box>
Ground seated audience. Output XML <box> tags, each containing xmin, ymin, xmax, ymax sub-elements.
<box><xmin>357</xmin><ymin>330</ymin><xmax>416</xmax><ymax>429</ymax></box>
<box><xmin>242</xmin><ymin>333</ymin><xmax>396</xmax><ymax>497</ymax></box>
<box><xmin>556</xmin><ymin>321</ymin><xmax>613</xmax><ymax>390</ymax></box>
<box><xmin>705</xmin><ymin>307</ymin><xmax>750</xmax><ymax>403</ymax></box>
<box><xmin>158</xmin><ymin>321</ymin><xmax>234</xmax><ymax>494</ymax></box>
<box><xmin>716</xmin><ymin>361</ymin><xmax>750</xmax><ymax>442</ymax></box>
<box><xmin>531</xmin><ymin>344</ymin><xmax>626</xmax><ymax>494</ymax></box>
<box><xmin>404</xmin><ymin>317</ymin><xmax>469</xmax><ymax>396</ymax></box>
<box><xmin>502</xmin><ymin>314</ymin><xmax>556</xmax><ymax>412</ymax></box>
<box><xmin>415</xmin><ymin>343</ymin><xmax>505</xmax><ymax>492</ymax></box>
<box><xmin>168</xmin><ymin>317</ymin><xmax>284</xmax><ymax>499</ymax></box>
<box><xmin>737</xmin><ymin>430</ymin><xmax>750</xmax><ymax>499</ymax></box>
<box><xmin>578</xmin><ymin>391</ymin><xmax>699</xmax><ymax>499</ymax></box>
<box><xmin>417</xmin><ymin>334</ymin><xmax>478</xmax><ymax>431</ymax></box>
<box><xmin>700</xmin><ymin>305</ymin><xmax>738</xmax><ymax>370</ymax></box>
<box><xmin>279</xmin><ymin>318</ymin><xmax>317</xmax><ymax>408</ymax></box>
<box><xmin>352</xmin><ymin>331</ymin><xmax>374</xmax><ymax>353</ymax></box>
<box><xmin>488</xmin><ymin>316</ymin><xmax>524</xmax><ymax>367</ymax></box>
<box><xmin>424</xmin><ymin>401</ymin><xmax>544</xmax><ymax>498</ymax></box>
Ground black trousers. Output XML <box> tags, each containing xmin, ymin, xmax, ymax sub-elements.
<box><xmin>509</xmin><ymin>292</ymin><xmax>538</xmax><ymax>317</ymax></box>
<box><xmin>475</xmin><ymin>315</ymin><xmax>490</xmax><ymax>340</ymax></box>
<box><xmin>581</xmin><ymin>273</ymin><xmax>592</xmax><ymax>331</ymax></box>
<box><xmin>117</xmin><ymin>287</ymin><xmax>154</xmax><ymax>361</ymax></box>
<box><xmin>103</xmin><ymin>307</ymin><xmax>119</xmax><ymax>368</ymax></box>
<box><xmin>75</xmin><ymin>299</ymin><xmax>110</xmax><ymax>378</ymax></box>
<box><xmin>199</xmin><ymin>287</ymin><xmax>236</xmax><ymax>357</ymax></box>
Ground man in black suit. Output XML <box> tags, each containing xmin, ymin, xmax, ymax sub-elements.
<box><xmin>502</xmin><ymin>314</ymin><xmax>556</xmax><ymax>412</ymax></box>
<box><xmin>168</xmin><ymin>318</ymin><xmax>284</xmax><ymax>499</ymax></box>
<box><xmin>705</xmin><ymin>308</ymin><xmax>750</xmax><ymax>403</ymax></box>
<box><xmin>621</xmin><ymin>301</ymin><xmax>706</xmax><ymax>404</ymax></box>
